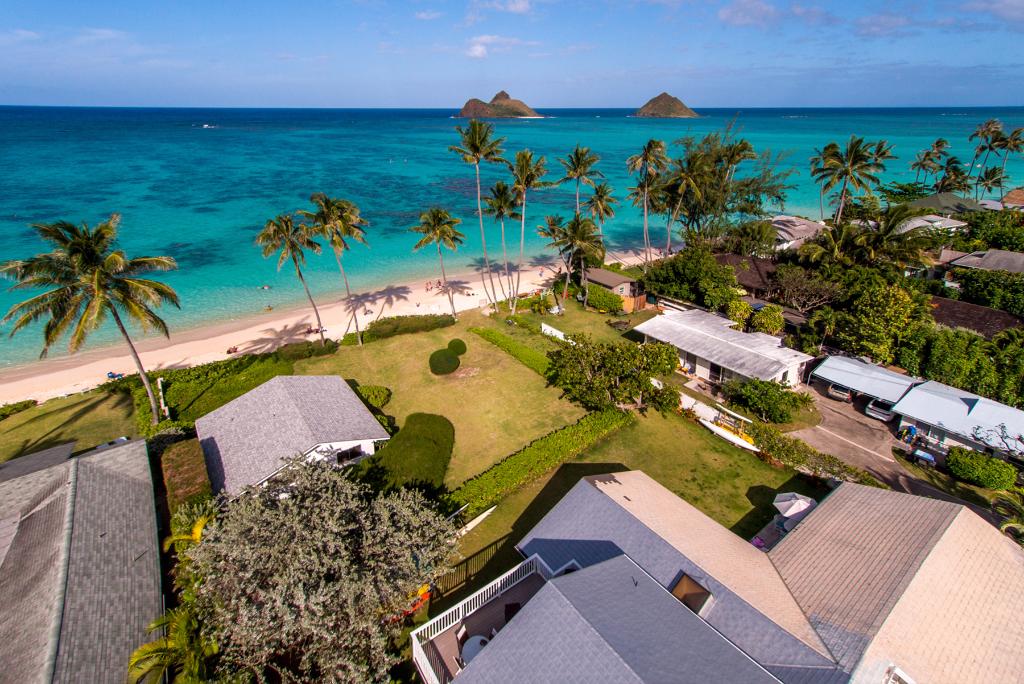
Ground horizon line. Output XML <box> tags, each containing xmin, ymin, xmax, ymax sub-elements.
<box><xmin>2</xmin><ymin>103</ymin><xmax>1024</xmax><ymax>111</ymax></box>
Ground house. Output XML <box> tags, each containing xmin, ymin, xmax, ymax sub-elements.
<box><xmin>929</xmin><ymin>296</ymin><xmax>1022</xmax><ymax>338</ymax></box>
<box><xmin>0</xmin><ymin>440</ymin><xmax>163</xmax><ymax>684</ymax></box>
<box><xmin>1003</xmin><ymin>187</ymin><xmax>1024</xmax><ymax>208</ymax></box>
<box><xmin>908</xmin><ymin>192</ymin><xmax>985</xmax><ymax>214</ymax></box>
<box><xmin>896</xmin><ymin>214</ymin><xmax>967</xmax><ymax>234</ymax></box>
<box><xmin>772</xmin><ymin>215</ymin><xmax>823</xmax><ymax>251</ymax></box>
<box><xmin>809</xmin><ymin>355</ymin><xmax>919</xmax><ymax>404</ymax></box>
<box><xmin>891</xmin><ymin>380</ymin><xmax>1024</xmax><ymax>459</ymax></box>
<box><xmin>633</xmin><ymin>309</ymin><xmax>813</xmax><ymax>386</ymax></box>
<box><xmin>585</xmin><ymin>268</ymin><xmax>645</xmax><ymax>312</ymax></box>
<box><xmin>715</xmin><ymin>253</ymin><xmax>777</xmax><ymax>298</ymax></box>
<box><xmin>949</xmin><ymin>248</ymin><xmax>1024</xmax><ymax>274</ymax></box>
<box><xmin>412</xmin><ymin>471</ymin><xmax>1024</xmax><ymax>684</ymax></box>
<box><xmin>195</xmin><ymin>375</ymin><xmax>390</xmax><ymax>495</ymax></box>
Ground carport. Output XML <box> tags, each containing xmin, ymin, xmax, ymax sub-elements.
<box><xmin>809</xmin><ymin>356</ymin><xmax>919</xmax><ymax>404</ymax></box>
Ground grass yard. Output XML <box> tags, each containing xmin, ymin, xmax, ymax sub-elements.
<box><xmin>897</xmin><ymin>452</ymin><xmax>999</xmax><ymax>507</ymax></box>
<box><xmin>160</xmin><ymin>438</ymin><xmax>213</xmax><ymax>513</ymax></box>
<box><xmin>439</xmin><ymin>411</ymin><xmax>829</xmax><ymax>606</ymax></box>
<box><xmin>295</xmin><ymin>312</ymin><xmax>585</xmax><ymax>488</ymax></box>
<box><xmin>0</xmin><ymin>389</ymin><xmax>138</xmax><ymax>462</ymax></box>
<box><xmin>514</xmin><ymin>299</ymin><xmax>657</xmax><ymax>345</ymax></box>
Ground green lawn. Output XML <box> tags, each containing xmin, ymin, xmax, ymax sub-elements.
<box><xmin>438</xmin><ymin>411</ymin><xmax>829</xmax><ymax>604</ymax></box>
<box><xmin>514</xmin><ymin>299</ymin><xmax>658</xmax><ymax>345</ymax></box>
<box><xmin>897</xmin><ymin>451</ymin><xmax>999</xmax><ymax>507</ymax></box>
<box><xmin>295</xmin><ymin>312</ymin><xmax>585</xmax><ymax>487</ymax></box>
<box><xmin>0</xmin><ymin>389</ymin><xmax>138</xmax><ymax>462</ymax></box>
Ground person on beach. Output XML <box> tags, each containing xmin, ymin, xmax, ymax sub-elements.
<box><xmin>426</xmin><ymin>281</ymin><xmax>432</xmax><ymax>292</ymax></box>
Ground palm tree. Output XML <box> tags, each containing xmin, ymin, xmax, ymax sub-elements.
<box><xmin>934</xmin><ymin>157</ymin><xmax>970</xmax><ymax>196</ymax></box>
<box><xmin>992</xmin><ymin>490</ymin><xmax>1024</xmax><ymax>544</ymax></box>
<box><xmin>256</xmin><ymin>214</ymin><xmax>326</xmax><ymax>345</ymax></box>
<box><xmin>626</xmin><ymin>139</ymin><xmax>669</xmax><ymax>270</ymax></box>
<box><xmin>411</xmin><ymin>208</ymin><xmax>464</xmax><ymax>319</ymax></box>
<box><xmin>975</xmin><ymin>166</ymin><xmax>1007</xmax><ymax>201</ymax></box>
<box><xmin>127</xmin><ymin>605</ymin><xmax>218</xmax><ymax>683</ymax></box>
<box><xmin>299</xmin><ymin>193</ymin><xmax>369</xmax><ymax>344</ymax></box>
<box><xmin>558</xmin><ymin>144</ymin><xmax>603</xmax><ymax>214</ymax></box>
<box><xmin>449</xmin><ymin>120</ymin><xmax>507</xmax><ymax>310</ymax></box>
<box><xmin>808</xmin><ymin>306</ymin><xmax>838</xmax><ymax>354</ymax></box>
<box><xmin>510</xmin><ymin>149</ymin><xmax>549</xmax><ymax>314</ymax></box>
<box><xmin>975</xmin><ymin>127</ymin><xmax>1007</xmax><ymax>197</ymax></box>
<box><xmin>871</xmin><ymin>139</ymin><xmax>897</xmax><ymax>171</ymax></box>
<box><xmin>812</xmin><ymin>135</ymin><xmax>881</xmax><ymax>226</ymax></box>
<box><xmin>910</xmin><ymin>152</ymin><xmax>930</xmax><ymax>184</ymax></box>
<box><xmin>537</xmin><ymin>215</ymin><xmax>569</xmax><ymax>304</ymax></box>
<box><xmin>998</xmin><ymin>127</ymin><xmax>1023</xmax><ymax>186</ymax></box>
<box><xmin>810</xmin><ymin>144</ymin><xmax>837</xmax><ymax>220</ymax></box>
<box><xmin>563</xmin><ymin>214</ymin><xmax>604</xmax><ymax>307</ymax></box>
<box><xmin>584</xmin><ymin>182</ymin><xmax>617</xmax><ymax>241</ymax></box>
<box><xmin>483</xmin><ymin>181</ymin><xmax>521</xmax><ymax>302</ymax></box>
<box><xmin>854</xmin><ymin>204</ymin><xmax>932</xmax><ymax>268</ymax></box>
<box><xmin>1</xmin><ymin>215</ymin><xmax>179</xmax><ymax>426</ymax></box>
<box><xmin>968</xmin><ymin>119</ymin><xmax>1002</xmax><ymax>175</ymax></box>
<box><xmin>660</xmin><ymin>159</ymin><xmax>702</xmax><ymax>253</ymax></box>
<box><xmin>799</xmin><ymin>223</ymin><xmax>864</xmax><ymax>266</ymax></box>
<box><xmin>919</xmin><ymin>138</ymin><xmax>949</xmax><ymax>185</ymax></box>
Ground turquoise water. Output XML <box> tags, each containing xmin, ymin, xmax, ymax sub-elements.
<box><xmin>1</xmin><ymin>106</ymin><xmax>1023</xmax><ymax>366</ymax></box>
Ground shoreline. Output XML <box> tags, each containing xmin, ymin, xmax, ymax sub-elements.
<box><xmin>0</xmin><ymin>249</ymin><xmax>644</xmax><ymax>404</ymax></box>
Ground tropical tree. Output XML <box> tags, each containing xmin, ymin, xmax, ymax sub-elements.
<box><xmin>555</xmin><ymin>214</ymin><xmax>603</xmax><ymax>306</ymax></box>
<box><xmin>510</xmin><ymin>149</ymin><xmax>550</xmax><ymax>313</ymax></box>
<box><xmin>810</xmin><ymin>144</ymin><xmax>838</xmax><ymax>220</ymax></box>
<box><xmin>585</xmin><ymin>181</ymin><xmax>617</xmax><ymax>241</ymax></box>
<box><xmin>300</xmin><ymin>193</ymin><xmax>369</xmax><ymax>344</ymax></box>
<box><xmin>482</xmin><ymin>180</ymin><xmax>520</xmax><ymax>300</ymax></box>
<box><xmin>1</xmin><ymin>215</ymin><xmax>179</xmax><ymax>426</ymax></box>
<box><xmin>808</xmin><ymin>305</ymin><xmax>839</xmax><ymax>353</ymax></box>
<box><xmin>934</xmin><ymin>156</ymin><xmax>970</xmax><ymax>196</ymax></box>
<box><xmin>256</xmin><ymin>214</ymin><xmax>326</xmax><ymax>345</ymax></box>
<box><xmin>411</xmin><ymin>208</ymin><xmax>464</xmax><ymax>318</ymax></box>
<box><xmin>854</xmin><ymin>203</ymin><xmax>933</xmax><ymax>268</ymax></box>
<box><xmin>799</xmin><ymin>223</ymin><xmax>865</xmax><ymax>266</ymax></box>
<box><xmin>558</xmin><ymin>144</ymin><xmax>603</xmax><ymax>214</ymax></box>
<box><xmin>626</xmin><ymin>138</ymin><xmax>669</xmax><ymax>269</ymax></box>
<box><xmin>449</xmin><ymin>119</ymin><xmax>507</xmax><ymax>309</ymax></box>
<box><xmin>127</xmin><ymin>604</ymin><xmax>218</xmax><ymax>684</ymax></box>
<box><xmin>659</xmin><ymin>159</ymin><xmax>702</xmax><ymax>253</ymax></box>
<box><xmin>910</xmin><ymin>151</ymin><xmax>930</xmax><ymax>184</ymax></box>
<box><xmin>975</xmin><ymin>166</ymin><xmax>1007</xmax><ymax>201</ymax></box>
<box><xmin>992</xmin><ymin>490</ymin><xmax>1024</xmax><ymax>545</ymax></box>
<box><xmin>969</xmin><ymin>118</ymin><xmax>1003</xmax><ymax>176</ymax></box>
<box><xmin>812</xmin><ymin>135</ymin><xmax>885</xmax><ymax>226</ymax></box>
<box><xmin>537</xmin><ymin>215</ymin><xmax>569</xmax><ymax>304</ymax></box>
<box><xmin>998</xmin><ymin>127</ymin><xmax>1023</xmax><ymax>185</ymax></box>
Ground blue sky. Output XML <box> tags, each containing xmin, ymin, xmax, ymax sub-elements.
<box><xmin>2</xmin><ymin>0</ymin><xmax>1023</xmax><ymax>107</ymax></box>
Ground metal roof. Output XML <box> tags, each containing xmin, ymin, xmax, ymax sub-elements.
<box><xmin>809</xmin><ymin>356</ymin><xmax>919</xmax><ymax>404</ymax></box>
<box><xmin>634</xmin><ymin>310</ymin><xmax>813</xmax><ymax>381</ymax></box>
<box><xmin>196</xmin><ymin>375</ymin><xmax>390</xmax><ymax>495</ymax></box>
<box><xmin>585</xmin><ymin>267</ymin><xmax>635</xmax><ymax>288</ymax></box>
<box><xmin>891</xmin><ymin>380</ymin><xmax>1024</xmax><ymax>453</ymax></box>
<box><xmin>773</xmin><ymin>215</ymin><xmax>823</xmax><ymax>247</ymax></box>
<box><xmin>897</xmin><ymin>214</ymin><xmax>967</xmax><ymax>234</ymax></box>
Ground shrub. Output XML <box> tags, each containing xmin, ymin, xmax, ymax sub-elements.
<box><xmin>470</xmin><ymin>327</ymin><xmax>549</xmax><ymax>375</ymax></box>
<box><xmin>451</xmin><ymin>410</ymin><xmax>634</xmax><ymax>516</ymax></box>
<box><xmin>723</xmin><ymin>379</ymin><xmax>812</xmax><ymax>424</ymax></box>
<box><xmin>275</xmin><ymin>339</ymin><xmax>339</xmax><ymax>360</ymax></box>
<box><xmin>160</xmin><ymin>438</ymin><xmax>213</xmax><ymax>514</ymax></box>
<box><xmin>355</xmin><ymin>385</ymin><xmax>392</xmax><ymax>410</ymax></box>
<box><xmin>429</xmin><ymin>349</ymin><xmax>460</xmax><ymax>375</ymax></box>
<box><xmin>750</xmin><ymin>304</ymin><xmax>785</xmax><ymax>335</ymax></box>
<box><xmin>945</xmin><ymin>447</ymin><xmax>1017</xmax><ymax>490</ymax></box>
<box><xmin>747</xmin><ymin>422</ymin><xmax>885</xmax><ymax>488</ymax></box>
<box><xmin>0</xmin><ymin>399</ymin><xmax>37</xmax><ymax>422</ymax></box>
<box><xmin>585</xmin><ymin>285</ymin><xmax>624</xmax><ymax>312</ymax></box>
<box><xmin>725</xmin><ymin>299</ymin><xmax>753</xmax><ymax>327</ymax></box>
<box><xmin>358</xmin><ymin>413</ymin><xmax>455</xmax><ymax>493</ymax></box>
<box><xmin>368</xmin><ymin>314</ymin><xmax>456</xmax><ymax>341</ymax></box>
<box><xmin>447</xmin><ymin>338</ymin><xmax>467</xmax><ymax>356</ymax></box>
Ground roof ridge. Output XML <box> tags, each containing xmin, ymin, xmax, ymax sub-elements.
<box><xmin>42</xmin><ymin>458</ymin><xmax>78</xmax><ymax>684</ymax></box>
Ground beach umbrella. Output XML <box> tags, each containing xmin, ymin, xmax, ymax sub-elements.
<box><xmin>773</xmin><ymin>492</ymin><xmax>816</xmax><ymax>518</ymax></box>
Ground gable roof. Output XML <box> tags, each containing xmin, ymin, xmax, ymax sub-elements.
<box><xmin>908</xmin><ymin>192</ymin><xmax>985</xmax><ymax>214</ymax></box>
<box><xmin>633</xmin><ymin>310</ymin><xmax>813</xmax><ymax>381</ymax></box>
<box><xmin>585</xmin><ymin>267</ymin><xmax>635</xmax><ymax>289</ymax></box>
<box><xmin>715</xmin><ymin>254</ymin><xmax>777</xmax><ymax>292</ymax></box>
<box><xmin>929</xmin><ymin>296</ymin><xmax>1022</xmax><ymax>338</ymax></box>
<box><xmin>0</xmin><ymin>442</ymin><xmax>75</xmax><ymax>483</ymax></box>
<box><xmin>951</xmin><ymin>248</ymin><xmax>1024</xmax><ymax>274</ymax></box>
<box><xmin>1003</xmin><ymin>187</ymin><xmax>1024</xmax><ymax>207</ymax></box>
<box><xmin>195</xmin><ymin>375</ymin><xmax>389</xmax><ymax>494</ymax></box>
<box><xmin>898</xmin><ymin>214</ymin><xmax>967</xmax><ymax>233</ymax></box>
<box><xmin>810</xmin><ymin>356</ymin><xmax>919</xmax><ymax>404</ymax></box>
<box><xmin>773</xmin><ymin>215</ymin><xmax>823</xmax><ymax>249</ymax></box>
<box><xmin>0</xmin><ymin>440</ymin><xmax>162</xmax><ymax>684</ymax></box>
<box><xmin>457</xmin><ymin>555</ymin><xmax>782</xmax><ymax>684</ymax></box>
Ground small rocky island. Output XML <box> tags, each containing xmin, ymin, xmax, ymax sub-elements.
<box><xmin>457</xmin><ymin>91</ymin><xmax>543</xmax><ymax>118</ymax></box>
<box><xmin>634</xmin><ymin>92</ymin><xmax>698</xmax><ymax>118</ymax></box>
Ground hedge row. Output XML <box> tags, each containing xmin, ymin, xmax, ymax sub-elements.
<box><xmin>355</xmin><ymin>385</ymin><xmax>392</xmax><ymax>410</ymax></box>
<box><xmin>747</xmin><ymin>422</ymin><xmax>886</xmax><ymax>488</ymax></box>
<box><xmin>946</xmin><ymin>447</ymin><xmax>1017</xmax><ymax>490</ymax></box>
<box><xmin>451</xmin><ymin>409</ymin><xmax>635</xmax><ymax>516</ymax></box>
<box><xmin>341</xmin><ymin>314</ymin><xmax>456</xmax><ymax>345</ymax></box>
<box><xmin>0</xmin><ymin>399</ymin><xmax>37</xmax><ymax>422</ymax></box>
<box><xmin>470</xmin><ymin>327</ymin><xmax>549</xmax><ymax>376</ymax></box>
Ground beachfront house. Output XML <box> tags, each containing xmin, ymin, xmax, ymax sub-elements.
<box><xmin>584</xmin><ymin>268</ymin><xmax>645</xmax><ymax>312</ymax></box>
<box><xmin>772</xmin><ymin>215</ymin><xmax>823</xmax><ymax>251</ymax></box>
<box><xmin>949</xmin><ymin>248</ymin><xmax>1024</xmax><ymax>274</ymax></box>
<box><xmin>891</xmin><ymin>380</ymin><xmax>1024</xmax><ymax>461</ymax></box>
<box><xmin>411</xmin><ymin>470</ymin><xmax>1024</xmax><ymax>684</ymax></box>
<box><xmin>633</xmin><ymin>309</ymin><xmax>813</xmax><ymax>386</ymax></box>
<box><xmin>196</xmin><ymin>375</ymin><xmax>390</xmax><ymax>495</ymax></box>
<box><xmin>0</xmin><ymin>440</ymin><xmax>163</xmax><ymax>684</ymax></box>
<box><xmin>897</xmin><ymin>214</ymin><xmax>967</xmax><ymax>234</ymax></box>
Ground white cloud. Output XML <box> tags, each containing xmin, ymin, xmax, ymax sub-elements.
<box><xmin>790</xmin><ymin>4</ymin><xmax>840</xmax><ymax>25</ymax></box>
<box><xmin>415</xmin><ymin>10</ymin><xmax>442</xmax><ymax>20</ymax></box>
<box><xmin>465</xmin><ymin>34</ymin><xmax>531</xmax><ymax>58</ymax></box>
<box><xmin>0</xmin><ymin>29</ymin><xmax>40</xmax><ymax>46</ymax></box>
<box><xmin>718</xmin><ymin>0</ymin><xmax>780</xmax><ymax>26</ymax></box>
<box><xmin>499</xmin><ymin>0</ymin><xmax>532</xmax><ymax>13</ymax></box>
<box><xmin>964</xmin><ymin>0</ymin><xmax>1024</xmax><ymax>22</ymax></box>
<box><xmin>73</xmin><ymin>28</ymin><xmax>128</xmax><ymax>44</ymax></box>
<box><xmin>855</xmin><ymin>13</ymin><xmax>911</xmax><ymax>36</ymax></box>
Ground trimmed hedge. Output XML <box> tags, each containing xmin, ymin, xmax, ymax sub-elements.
<box><xmin>451</xmin><ymin>409</ymin><xmax>635</xmax><ymax>516</ymax></box>
<box><xmin>429</xmin><ymin>349</ymin><xmax>461</xmax><ymax>375</ymax></box>
<box><xmin>747</xmin><ymin>422</ymin><xmax>885</xmax><ymax>488</ymax></box>
<box><xmin>341</xmin><ymin>314</ymin><xmax>456</xmax><ymax>345</ymax></box>
<box><xmin>364</xmin><ymin>413</ymin><xmax>455</xmax><ymax>491</ymax></box>
<box><xmin>0</xmin><ymin>399</ymin><xmax>37</xmax><ymax>422</ymax></box>
<box><xmin>470</xmin><ymin>327</ymin><xmax>549</xmax><ymax>376</ymax></box>
<box><xmin>356</xmin><ymin>385</ymin><xmax>392</xmax><ymax>410</ymax></box>
<box><xmin>585</xmin><ymin>284</ymin><xmax>624</xmax><ymax>312</ymax></box>
<box><xmin>946</xmin><ymin>447</ymin><xmax>1017</xmax><ymax>490</ymax></box>
<box><xmin>448</xmin><ymin>338</ymin><xmax>468</xmax><ymax>356</ymax></box>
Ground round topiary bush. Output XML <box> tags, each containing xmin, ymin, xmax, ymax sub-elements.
<box><xmin>448</xmin><ymin>338</ymin><xmax>467</xmax><ymax>356</ymax></box>
<box><xmin>429</xmin><ymin>348</ymin><xmax>460</xmax><ymax>375</ymax></box>
<box><xmin>946</xmin><ymin>447</ymin><xmax>1017</xmax><ymax>490</ymax></box>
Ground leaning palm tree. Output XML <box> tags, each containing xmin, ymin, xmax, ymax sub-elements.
<box><xmin>813</xmin><ymin>135</ymin><xmax>881</xmax><ymax>226</ymax></box>
<box><xmin>562</xmin><ymin>214</ymin><xmax>603</xmax><ymax>307</ymax></box>
<box><xmin>256</xmin><ymin>214</ymin><xmax>326</xmax><ymax>345</ymax></box>
<box><xmin>483</xmin><ymin>180</ymin><xmax>521</xmax><ymax>301</ymax></box>
<box><xmin>299</xmin><ymin>193</ymin><xmax>369</xmax><ymax>344</ymax></box>
<box><xmin>558</xmin><ymin>144</ymin><xmax>603</xmax><ymax>214</ymax></box>
<box><xmin>808</xmin><ymin>306</ymin><xmax>838</xmax><ymax>354</ymax></box>
<box><xmin>809</xmin><ymin>144</ymin><xmax>837</xmax><ymax>220</ymax></box>
<box><xmin>934</xmin><ymin>156</ymin><xmax>970</xmax><ymax>196</ymax></box>
<box><xmin>626</xmin><ymin>139</ymin><xmax>669</xmax><ymax>270</ymax></box>
<box><xmin>1</xmin><ymin>215</ymin><xmax>178</xmax><ymax>426</ymax></box>
<box><xmin>993</xmin><ymin>490</ymin><xmax>1024</xmax><ymax>545</ymax></box>
<box><xmin>127</xmin><ymin>605</ymin><xmax>218</xmax><ymax>684</ymax></box>
<box><xmin>997</xmin><ymin>127</ymin><xmax>1023</xmax><ymax>184</ymax></box>
<box><xmin>910</xmin><ymin>152</ymin><xmax>930</xmax><ymax>184</ymax></box>
<box><xmin>584</xmin><ymin>182</ymin><xmax>617</xmax><ymax>241</ymax></box>
<box><xmin>537</xmin><ymin>215</ymin><xmax>569</xmax><ymax>304</ymax></box>
<box><xmin>854</xmin><ymin>204</ymin><xmax>932</xmax><ymax>268</ymax></box>
<box><xmin>449</xmin><ymin>119</ymin><xmax>507</xmax><ymax>309</ymax></box>
<box><xmin>968</xmin><ymin>119</ymin><xmax>1002</xmax><ymax>176</ymax></box>
<box><xmin>975</xmin><ymin>166</ymin><xmax>1007</xmax><ymax>201</ymax></box>
<box><xmin>799</xmin><ymin>223</ymin><xmax>864</xmax><ymax>267</ymax></box>
<box><xmin>411</xmin><ymin>208</ymin><xmax>464</xmax><ymax>319</ymax></box>
<box><xmin>660</xmin><ymin>159</ymin><xmax>702</xmax><ymax>254</ymax></box>
<box><xmin>510</xmin><ymin>150</ymin><xmax>550</xmax><ymax>314</ymax></box>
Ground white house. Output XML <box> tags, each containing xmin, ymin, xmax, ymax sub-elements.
<box><xmin>196</xmin><ymin>375</ymin><xmax>390</xmax><ymax>495</ymax></box>
<box><xmin>633</xmin><ymin>309</ymin><xmax>813</xmax><ymax>386</ymax></box>
<box><xmin>772</xmin><ymin>215</ymin><xmax>823</xmax><ymax>251</ymax></box>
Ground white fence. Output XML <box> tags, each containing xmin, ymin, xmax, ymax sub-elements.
<box><xmin>540</xmin><ymin>322</ymin><xmax>567</xmax><ymax>342</ymax></box>
<box><xmin>411</xmin><ymin>554</ymin><xmax>553</xmax><ymax>684</ymax></box>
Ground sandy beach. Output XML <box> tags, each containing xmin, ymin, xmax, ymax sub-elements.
<box><xmin>0</xmin><ymin>249</ymin><xmax>644</xmax><ymax>404</ymax></box>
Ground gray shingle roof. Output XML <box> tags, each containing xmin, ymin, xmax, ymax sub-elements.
<box><xmin>585</xmin><ymin>268</ymin><xmax>635</xmax><ymax>289</ymax></box>
<box><xmin>0</xmin><ymin>440</ymin><xmax>162</xmax><ymax>684</ymax></box>
<box><xmin>951</xmin><ymin>248</ymin><xmax>1024</xmax><ymax>274</ymax></box>
<box><xmin>195</xmin><ymin>375</ymin><xmax>389</xmax><ymax>494</ymax></box>
<box><xmin>458</xmin><ymin>555</ymin><xmax>782</xmax><ymax>684</ymax></box>
<box><xmin>0</xmin><ymin>442</ymin><xmax>75</xmax><ymax>483</ymax></box>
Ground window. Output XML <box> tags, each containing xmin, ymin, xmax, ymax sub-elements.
<box><xmin>671</xmin><ymin>574</ymin><xmax>713</xmax><ymax>615</ymax></box>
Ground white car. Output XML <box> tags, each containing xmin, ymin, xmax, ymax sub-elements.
<box><xmin>827</xmin><ymin>383</ymin><xmax>853</xmax><ymax>402</ymax></box>
<box><xmin>865</xmin><ymin>398</ymin><xmax>896</xmax><ymax>422</ymax></box>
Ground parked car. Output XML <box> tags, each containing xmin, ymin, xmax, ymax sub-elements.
<box><xmin>827</xmin><ymin>383</ymin><xmax>853</xmax><ymax>402</ymax></box>
<box><xmin>865</xmin><ymin>398</ymin><xmax>896</xmax><ymax>422</ymax></box>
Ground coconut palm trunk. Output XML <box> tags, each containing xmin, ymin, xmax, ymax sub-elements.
<box><xmin>474</xmin><ymin>163</ymin><xmax>498</xmax><ymax>309</ymax></box>
<box><xmin>498</xmin><ymin>217</ymin><xmax>511</xmax><ymax>301</ymax></box>
<box><xmin>834</xmin><ymin>179</ymin><xmax>850</xmax><ymax>226</ymax></box>
<box><xmin>333</xmin><ymin>249</ymin><xmax>361</xmax><ymax>345</ymax></box>
<box><xmin>575</xmin><ymin>179</ymin><xmax>582</xmax><ymax>215</ymax></box>
<box><xmin>581</xmin><ymin>253</ymin><xmax>591</xmax><ymax>308</ymax></box>
<box><xmin>642</xmin><ymin>186</ymin><xmax>651</xmax><ymax>270</ymax></box>
<box><xmin>513</xmin><ymin>194</ymin><xmax>528</xmax><ymax>314</ymax></box>
<box><xmin>293</xmin><ymin>256</ymin><xmax>325</xmax><ymax>345</ymax></box>
<box><xmin>437</xmin><ymin>244</ymin><xmax>457</xmax><ymax>318</ymax></box>
<box><xmin>110</xmin><ymin>307</ymin><xmax>162</xmax><ymax>425</ymax></box>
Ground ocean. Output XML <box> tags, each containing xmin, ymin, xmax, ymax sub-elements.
<box><xmin>1</xmin><ymin>105</ymin><xmax>1022</xmax><ymax>366</ymax></box>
